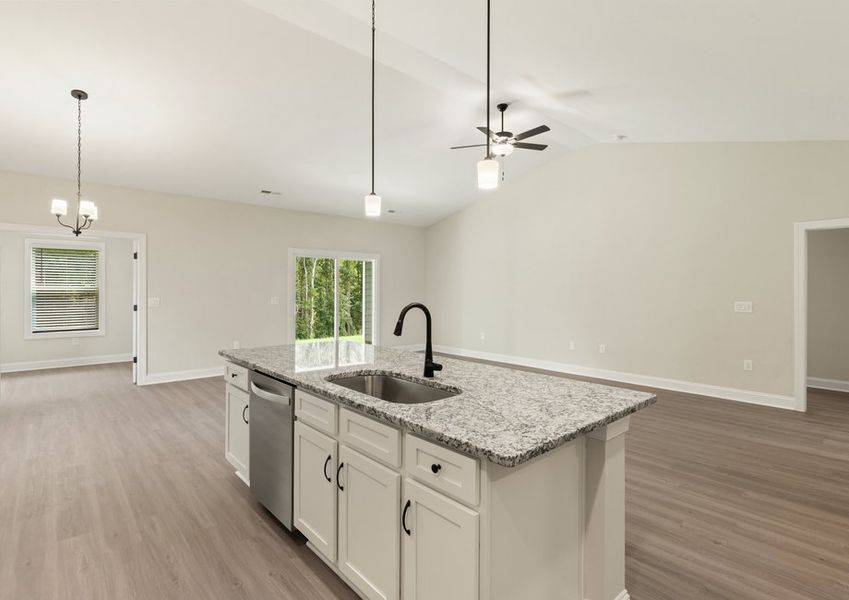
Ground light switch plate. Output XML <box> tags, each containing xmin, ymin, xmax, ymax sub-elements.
<box><xmin>743</xmin><ymin>359</ymin><xmax>753</xmax><ymax>371</ymax></box>
<box><xmin>270</xmin><ymin>296</ymin><xmax>280</xmax><ymax>305</ymax></box>
<box><xmin>599</xmin><ymin>344</ymin><xmax>606</xmax><ymax>354</ymax></box>
<box><xmin>148</xmin><ymin>297</ymin><xmax>161</xmax><ymax>308</ymax></box>
<box><xmin>734</xmin><ymin>301</ymin><xmax>753</xmax><ymax>313</ymax></box>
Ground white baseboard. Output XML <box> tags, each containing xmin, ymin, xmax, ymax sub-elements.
<box><xmin>808</xmin><ymin>377</ymin><xmax>849</xmax><ymax>393</ymax></box>
<box><xmin>613</xmin><ymin>590</ymin><xmax>630</xmax><ymax>600</ymax></box>
<box><xmin>0</xmin><ymin>353</ymin><xmax>133</xmax><ymax>374</ymax></box>
<box><xmin>142</xmin><ymin>366</ymin><xmax>224</xmax><ymax>385</ymax></box>
<box><xmin>433</xmin><ymin>345</ymin><xmax>797</xmax><ymax>411</ymax></box>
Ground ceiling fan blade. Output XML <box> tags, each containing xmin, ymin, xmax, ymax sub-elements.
<box><xmin>512</xmin><ymin>125</ymin><xmax>550</xmax><ymax>141</ymax></box>
<box><xmin>450</xmin><ymin>144</ymin><xmax>488</xmax><ymax>150</ymax></box>
<box><xmin>476</xmin><ymin>126</ymin><xmax>499</xmax><ymax>141</ymax></box>
<box><xmin>513</xmin><ymin>142</ymin><xmax>548</xmax><ymax>151</ymax></box>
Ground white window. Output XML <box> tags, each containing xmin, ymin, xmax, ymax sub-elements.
<box><xmin>26</xmin><ymin>239</ymin><xmax>106</xmax><ymax>338</ymax></box>
<box><xmin>289</xmin><ymin>249</ymin><xmax>379</xmax><ymax>345</ymax></box>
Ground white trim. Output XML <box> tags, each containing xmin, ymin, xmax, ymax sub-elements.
<box><xmin>613</xmin><ymin>590</ymin><xmax>631</xmax><ymax>600</ymax></box>
<box><xmin>24</xmin><ymin>237</ymin><xmax>107</xmax><ymax>339</ymax></box>
<box><xmin>794</xmin><ymin>217</ymin><xmax>849</xmax><ymax>413</ymax></box>
<box><xmin>807</xmin><ymin>377</ymin><xmax>849</xmax><ymax>394</ymax></box>
<box><xmin>433</xmin><ymin>345</ymin><xmax>797</xmax><ymax>411</ymax></box>
<box><xmin>142</xmin><ymin>366</ymin><xmax>225</xmax><ymax>385</ymax></box>
<box><xmin>0</xmin><ymin>353</ymin><xmax>132</xmax><ymax>373</ymax></box>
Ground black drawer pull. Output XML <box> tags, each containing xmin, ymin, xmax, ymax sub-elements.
<box><xmin>336</xmin><ymin>463</ymin><xmax>345</xmax><ymax>491</ymax></box>
<box><xmin>402</xmin><ymin>500</ymin><xmax>411</xmax><ymax>536</ymax></box>
<box><xmin>431</xmin><ymin>463</ymin><xmax>442</xmax><ymax>474</ymax></box>
<box><xmin>242</xmin><ymin>405</ymin><xmax>249</xmax><ymax>424</ymax></box>
<box><xmin>323</xmin><ymin>455</ymin><xmax>332</xmax><ymax>482</ymax></box>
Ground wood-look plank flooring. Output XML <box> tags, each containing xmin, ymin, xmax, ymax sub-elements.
<box><xmin>1</xmin><ymin>364</ymin><xmax>848</xmax><ymax>599</ymax></box>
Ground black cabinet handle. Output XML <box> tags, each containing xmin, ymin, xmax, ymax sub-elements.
<box><xmin>431</xmin><ymin>463</ymin><xmax>442</xmax><ymax>474</ymax></box>
<box><xmin>336</xmin><ymin>463</ymin><xmax>345</xmax><ymax>491</ymax></box>
<box><xmin>323</xmin><ymin>455</ymin><xmax>332</xmax><ymax>483</ymax></box>
<box><xmin>231</xmin><ymin>373</ymin><xmax>238</xmax><ymax>378</ymax></box>
<box><xmin>242</xmin><ymin>405</ymin><xmax>249</xmax><ymax>424</ymax></box>
<box><xmin>402</xmin><ymin>500</ymin><xmax>411</xmax><ymax>536</ymax></box>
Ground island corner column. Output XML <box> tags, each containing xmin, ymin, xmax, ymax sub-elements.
<box><xmin>583</xmin><ymin>416</ymin><xmax>631</xmax><ymax>600</ymax></box>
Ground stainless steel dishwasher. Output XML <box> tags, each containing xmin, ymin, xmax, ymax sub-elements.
<box><xmin>249</xmin><ymin>370</ymin><xmax>294</xmax><ymax>531</ymax></box>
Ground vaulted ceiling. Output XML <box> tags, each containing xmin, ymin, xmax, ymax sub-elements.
<box><xmin>1</xmin><ymin>1</ymin><xmax>847</xmax><ymax>225</ymax></box>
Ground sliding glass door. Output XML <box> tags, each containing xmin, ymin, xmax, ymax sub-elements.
<box><xmin>292</xmin><ymin>251</ymin><xmax>377</xmax><ymax>346</ymax></box>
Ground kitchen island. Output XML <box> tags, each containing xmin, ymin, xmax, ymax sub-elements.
<box><xmin>220</xmin><ymin>342</ymin><xmax>655</xmax><ymax>600</ymax></box>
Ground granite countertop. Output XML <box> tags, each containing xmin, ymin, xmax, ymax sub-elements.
<box><xmin>219</xmin><ymin>342</ymin><xmax>656</xmax><ymax>467</ymax></box>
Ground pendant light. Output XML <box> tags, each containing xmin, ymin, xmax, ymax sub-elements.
<box><xmin>364</xmin><ymin>0</ymin><xmax>382</xmax><ymax>217</ymax></box>
<box><xmin>51</xmin><ymin>89</ymin><xmax>99</xmax><ymax>236</ymax></box>
<box><xmin>477</xmin><ymin>0</ymin><xmax>499</xmax><ymax>190</ymax></box>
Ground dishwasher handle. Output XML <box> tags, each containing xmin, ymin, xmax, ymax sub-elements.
<box><xmin>250</xmin><ymin>381</ymin><xmax>292</xmax><ymax>405</ymax></box>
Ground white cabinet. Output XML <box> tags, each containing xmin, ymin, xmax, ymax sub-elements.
<box><xmin>294</xmin><ymin>421</ymin><xmax>338</xmax><ymax>561</ymax></box>
<box><xmin>338</xmin><ymin>444</ymin><xmax>401</xmax><ymax>600</ymax></box>
<box><xmin>402</xmin><ymin>478</ymin><xmax>479</xmax><ymax>600</ymax></box>
<box><xmin>225</xmin><ymin>383</ymin><xmax>250</xmax><ymax>483</ymax></box>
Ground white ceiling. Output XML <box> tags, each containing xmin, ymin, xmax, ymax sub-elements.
<box><xmin>1</xmin><ymin>1</ymin><xmax>848</xmax><ymax>226</ymax></box>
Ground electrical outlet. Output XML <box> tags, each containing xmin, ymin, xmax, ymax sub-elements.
<box><xmin>148</xmin><ymin>296</ymin><xmax>161</xmax><ymax>308</ymax></box>
<box><xmin>569</xmin><ymin>340</ymin><xmax>575</xmax><ymax>350</ymax></box>
<box><xmin>599</xmin><ymin>344</ymin><xmax>606</xmax><ymax>354</ymax></box>
<box><xmin>270</xmin><ymin>296</ymin><xmax>280</xmax><ymax>305</ymax></box>
<box><xmin>233</xmin><ymin>340</ymin><xmax>241</xmax><ymax>350</ymax></box>
<box><xmin>71</xmin><ymin>337</ymin><xmax>80</xmax><ymax>346</ymax></box>
<box><xmin>480</xmin><ymin>332</ymin><xmax>486</xmax><ymax>341</ymax></box>
<box><xmin>734</xmin><ymin>301</ymin><xmax>753</xmax><ymax>313</ymax></box>
<box><xmin>743</xmin><ymin>359</ymin><xmax>753</xmax><ymax>371</ymax></box>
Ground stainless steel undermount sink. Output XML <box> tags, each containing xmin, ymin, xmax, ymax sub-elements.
<box><xmin>328</xmin><ymin>373</ymin><xmax>460</xmax><ymax>404</ymax></box>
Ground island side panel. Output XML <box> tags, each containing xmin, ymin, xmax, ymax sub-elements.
<box><xmin>481</xmin><ymin>439</ymin><xmax>584</xmax><ymax>600</ymax></box>
<box><xmin>584</xmin><ymin>417</ymin><xmax>630</xmax><ymax>600</ymax></box>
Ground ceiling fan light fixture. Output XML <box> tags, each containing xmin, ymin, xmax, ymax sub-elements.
<box><xmin>364</xmin><ymin>193</ymin><xmax>382</xmax><ymax>217</ymax></box>
<box><xmin>477</xmin><ymin>158</ymin><xmax>499</xmax><ymax>190</ymax></box>
<box><xmin>492</xmin><ymin>142</ymin><xmax>513</xmax><ymax>157</ymax></box>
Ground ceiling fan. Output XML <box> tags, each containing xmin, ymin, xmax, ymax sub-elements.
<box><xmin>451</xmin><ymin>103</ymin><xmax>550</xmax><ymax>157</ymax></box>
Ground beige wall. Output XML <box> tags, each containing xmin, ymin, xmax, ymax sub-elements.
<box><xmin>0</xmin><ymin>231</ymin><xmax>133</xmax><ymax>369</ymax></box>
<box><xmin>0</xmin><ymin>170</ymin><xmax>427</xmax><ymax>378</ymax></box>
<box><xmin>425</xmin><ymin>142</ymin><xmax>849</xmax><ymax>398</ymax></box>
<box><xmin>808</xmin><ymin>229</ymin><xmax>849</xmax><ymax>383</ymax></box>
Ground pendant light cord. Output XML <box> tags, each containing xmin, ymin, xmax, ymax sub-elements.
<box><xmin>371</xmin><ymin>0</ymin><xmax>376</xmax><ymax>195</ymax></box>
<box><xmin>486</xmin><ymin>0</ymin><xmax>491</xmax><ymax>160</ymax></box>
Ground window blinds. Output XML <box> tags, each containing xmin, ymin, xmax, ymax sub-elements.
<box><xmin>31</xmin><ymin>246</ymin><xmax>100</xmax><ymax>333</ymax></box>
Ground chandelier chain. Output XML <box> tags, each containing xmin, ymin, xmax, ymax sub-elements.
<box><xmin>77</xmin><ymin>95</ymin><xmax>82</xmax><ymax>205</ymax></box>
<box><xmin>371</xmin><ymin>0</ymin><xmax>375</xmax><ymax>195</ymax></box>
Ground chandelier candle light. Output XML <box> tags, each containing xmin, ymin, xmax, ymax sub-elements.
<box><xmin>477</xmin><ymin>0</ymin><xmax>499</xmax><ymax>190</ymax></box>
<box><xmin>364</xmin><ymin>0</ymin><xmax>382</xmax><ymax>217</ymax></box>
<box><xmin>51</xmin><ymin>89</ymin><xmax>99</xmax><ymax>236</ymax></box>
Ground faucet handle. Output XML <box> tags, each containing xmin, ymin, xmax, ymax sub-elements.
<box><xmin>431</xmin><ymin>361</ymin><xmax>443</xmax><ymax>372</ymax></box>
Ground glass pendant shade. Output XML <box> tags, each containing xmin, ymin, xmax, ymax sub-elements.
<box><xmin>50</xmin><ymin>198</ymin><xmax>68</xmax><ymax>216</ymax></box>
<box><xmin>477</xmin><ymin>158</ymin><xmax>499</xmax><ymax>190</ymax></box>
<box><xmin>79</xmin><ymin>200</ymin><xmax>96</xmax><ymax>217</ymax></box>
<box><xmin>364</xmin><ymin>193</ymin><xmax>382</xmax><ymax>217</ymax></box>
<box><xmin>87</xmin><ymin>205</ymin><xmax>99</xmax><ymax>221</ymax></box>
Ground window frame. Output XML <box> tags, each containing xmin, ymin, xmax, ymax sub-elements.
<box><xmin>24</xmin><ymin>238</ymin><xmax>107</xmax><ymax>340</ymax></box>
<box><xmin>287</xmin><ymin>248</ymin><xmax>380</xmax><ymax>345</ymax></box>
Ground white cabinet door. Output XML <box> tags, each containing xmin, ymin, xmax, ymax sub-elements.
<box><xmin>338</xmin><ymin>445</ymin><xmax>401</xmax><ymax>600</ymax></box>
<box><xmin>225</xmin><ymin>384</ymin><xmax>250</xmax><ymax>480</ymax></box>
<box><xmin>402</xmin><ymin>478</ymin><xmax>479</xmax><ymax>600</ymax></box>
<box><xmin>294</xmin><ymin>421</ymin><xmax>338</xmax><ymax>562</ymax></box>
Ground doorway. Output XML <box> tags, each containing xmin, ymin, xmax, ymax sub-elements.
<box><xmin>793</xmin><ymin>217</ymin><xmax>849</xmax><ymax>411</ymax></box>
<box><xmin>0</xmin><ymin>222</ymin><xmax>147</xmax><ymax>386</ymax></box>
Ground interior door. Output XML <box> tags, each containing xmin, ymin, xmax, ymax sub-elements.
<box><xmin>402</xmin><ymin>478</ymin><xmax>479</xmax><ymax>600</ymax></box>
<box><xmin>294</xmin><ymin>421</ymin><xmax>338</xmax><ymax>561</ymax></box>
<box><xmin>338</xmin><ymin>444</ymin><xmax>401</xmax><ymax>600</ymax></box>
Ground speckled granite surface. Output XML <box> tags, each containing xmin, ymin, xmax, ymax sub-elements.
<box><xmin>219</xmin><ymin>342</ymin><xmax>656</xmax><ymax>467</ymax></box>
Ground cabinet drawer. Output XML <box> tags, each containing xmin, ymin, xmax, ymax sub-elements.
<box><xmin>225</xmin><ymin>362</ymin><xmax>248</xmax><ymax>392</ymax></box>
<box><xmin>295</xmin><ymin>390</ymin><xmax>338</xmax><ymax>436</ymax></box>
<box><xmin>404</xmin><ymin>435</ymin><xmax>479</xmax><ymax>507</ymax></box>
<box><xmin>339</xmin><ymin>408</ymin><xmax>401</xmax><ymax>468</ymax></box>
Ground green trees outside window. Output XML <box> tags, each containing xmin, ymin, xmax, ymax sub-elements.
<box><xmin>294</xmin><ymin>255</ymin><xmax>375</xmax><ymax>344</ymax></box>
